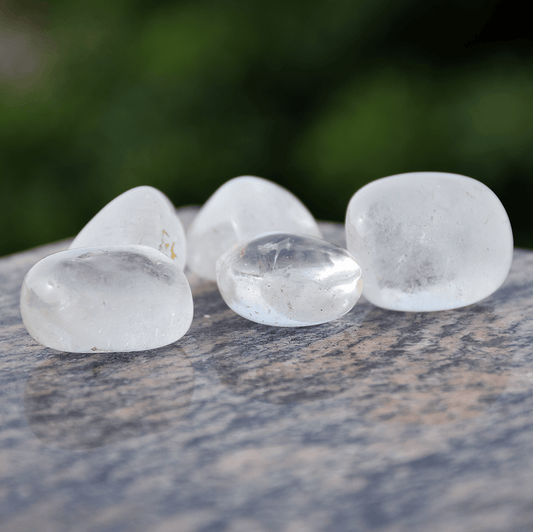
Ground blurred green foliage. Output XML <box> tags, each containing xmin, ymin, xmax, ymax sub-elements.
<box><xmin>1</xmin><ymin>0</ymin><xmax>532</xmax><ymax>256</ymax></box>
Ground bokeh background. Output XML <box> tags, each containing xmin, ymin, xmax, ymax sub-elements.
<box><xmin>1</xmin><ymin>0</ymin><xmax>532</xmax><ymax>257</ymax></box>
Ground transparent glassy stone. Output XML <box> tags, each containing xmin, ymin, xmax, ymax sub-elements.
<box><xmin>20</xmin><ymin>245</ymin><xmax>194</xmax><ymax>352</ymax></box>
<box><xmin>70</xmin><ymin>186</ymin><xmax>187</xmax><ymax>269</ymax></box>
<box><xmin>345</xmin><ymin>172</ymin><xmax>513</xmax><ymax>311</ymax></box>
<box><xmin>187</xmin><ymin>176</ymin><xmax>322</xmax><ymax>280</ymax></box>
<box><xmin>216</xmin><ymin>232</ymin><xmax>363</xmax><ymax>327</ymax></box>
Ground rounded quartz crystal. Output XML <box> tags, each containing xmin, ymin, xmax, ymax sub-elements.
<box><xmin>216</xmin><ymin>232</ymin><xmax>363</xmax><ymax>327</ymax></box>
<box><xmin>70</xmin><ymin>186</ymin><xmax>187</xmax><ymax>269</ymax></box>
<box><xmin>345</xmin><ymin>172</ymin><xmax>513</xmax><ymax>311</ymax></box>
<box><xmin>187</xmin><ymin>176</ymin><xmax>322</xmax><ymax>280</ymax></box>
<box><xmin>20</xmin><ymin>245</ymin><xmax>194</xmax><ymax>352</ymax></box>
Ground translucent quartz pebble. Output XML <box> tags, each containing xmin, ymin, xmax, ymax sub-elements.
<box><xmin>216</xmin><ymin>232</ymin><xmax>363</xmax><ymax>327</ymax></box>
<box><xmin>345</xmin><ymin>172</ymin><xmax>513</xmax><ymax>311</ymax></box>
<box><xmin>187</xmin><ymin>176</ymin><xmax>322</xmax><ymax>280</ymax></box>
<box><xmin>20</xmin><ymin>245</ymin><xmax>193</xmax><ymax>352</ymax></box>
<box><xmin>70</xmin><ymin>186</ymin><xmax>187</xmax><ymax>269</ymax></box>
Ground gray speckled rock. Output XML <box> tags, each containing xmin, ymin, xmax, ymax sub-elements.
<box><xmin>24</xmin><ymin>349</ymin><xmax>194</xmax><ymax>450</ymax></box>
<box><xmin>2</xmin><ymin>216</ymin><xmax>533</xmax><ymax>532</ymax></box>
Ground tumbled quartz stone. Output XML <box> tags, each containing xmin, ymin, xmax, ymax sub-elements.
<box><xmin>70</xmin><ymin>186</ymin><xmax>187</xmax><ymax>269</ymax></box>
<box><xmin>187</xmin><ymin>176</ymin><xmax>322</xmax><ymax>280</ymax></box>
<box><xmin>216</xmin><ymin>232</ymin><xmax>363</xmax><ymax>327</ymax></box>
<box><xmin>20</xmin><ymin>245</ymin><xmax>194</xmax><ymax>353</ymax></box>
<box><xmin>345</xmin><ymin>172</ymin><xmax>513</xmax><ymax>312</ymax></box>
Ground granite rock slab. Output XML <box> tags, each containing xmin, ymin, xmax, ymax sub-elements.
<box><xmin>1</xmin><ymin>208</ymin><xmax>533</xmax><ymax>532</ymax></box>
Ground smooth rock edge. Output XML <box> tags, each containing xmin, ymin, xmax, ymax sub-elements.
<box><xmin>345</xmin><ymin>172</ymin><xmax>513</xmax><ymax>312</ymax></box>
<box><xmin>216</xmin><ymin>232</ymin><xmax>363</xmax><ymax>327</ymax></box>
<box><xmin>70</xmin><ymin>186</ymin><xmax>187</xmax><ymax>269</ymax></box>
<box><xmin>20</xmin><ymin>245</ymin><xmax>194</xmax><ymax>353</ymax></box>
<box><xmin>187</xmin><ymin>176</ymin><xmax>323</xmax><ymax>281</ymax></box>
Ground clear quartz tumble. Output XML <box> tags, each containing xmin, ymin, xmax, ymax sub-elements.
<box><xmin>216</xmin><ymin>232</ymin><xmax>363</xmax><ymax>327</ymax></box>
<box><xmin>20</xmin><ymin>245</ymin><xmax>194</xmax><ymax>353</ymax></box>
<box><xmin>70</xmin><ymin>186</ymin><xmax>187</xmax><ymax>269</ymax></box>
<box><xmin>345</xmin><ymin>172</ymin><xmax>513</xmax><ymax>311</ymax></box>
<box><xmin>187</xmin><ymin>176</ymin><xmax>322</xmax><ymax>280</ymax></box>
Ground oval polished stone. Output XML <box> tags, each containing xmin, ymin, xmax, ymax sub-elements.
<box><xmin>187</xmin><ymin>176</ymin><xmax>322</xmax><ymax>280</ymax></box>
<box><xmin>21</xmin><ymin>245</ymin><xmax>193</xmax><ymax>352</ymax></box>
<box><xmin>345</xmin><ymin>172</ymin><xmax>513</xmax><ymax>311</ymax></box>
<box><xmin>70</xmin><ymin>186</ymin><xmax>187</xmax><ymax>269</ymax></box>
<box><xmin>216</xmin><ymin>232</ymin><xmax>363</xmax><ymax>327</ymax></box>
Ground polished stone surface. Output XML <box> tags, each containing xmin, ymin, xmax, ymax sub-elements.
<box><xmin>187</xmin><ymin>176</ymin><xmax>322</xmax><ymax>281</ymax></box>
<box><xmin>346</xmin><ymin>172</ymin><xmax>513</xmax><ymax>311</ymax></box>
<box><xmin>21</xmin><ymin>245</ymin><xmax>193</xmax><ymax>353</ymax></box>
<box><xmin>216</xmin><ymin>232</ymin><xmax>363</xmax><ymax>326</ymax></box>
<box><xmin>1</xmin><ymin>210</ymin><xmax>533</xmax><ymax>532</ymax></box>
<box><xmin>71</xmin><ymin>186</ymin><xmax>187</xmax><ymax>269</ymax></box>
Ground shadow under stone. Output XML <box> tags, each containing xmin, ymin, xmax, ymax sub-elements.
<box><xmin>187</xmin><ymin>281</ymin><xmax>372</xmax><ymax>405</ymax></box>
<box><xmin>24</xmin><ymin>346</ymin><xmax>194</xmax><ymax>450</ymax></box>
<box><xmin>188</xmin><ymin>279</ymin><xmax>513</xmax><ymax>417</ymax></box>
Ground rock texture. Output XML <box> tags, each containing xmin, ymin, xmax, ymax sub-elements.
<box><xmin>1</xmin><ymin>214</ymin><xmax>533</xmax><ymax>532</ymax></box>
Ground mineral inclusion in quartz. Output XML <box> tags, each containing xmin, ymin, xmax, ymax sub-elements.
<box><xmin>187</xmin><ymin>176</ymin><xmax>322</xmax><ymax>280</ymax></box>
<box><xmin>20</xmin><ymin>245</ymin><xmax>194</xmax><ymax>353</ymax></box>
<box><xmin>345</xmin><ymin>172</ymin><xmax>513</xmax><ymax>311</ymax></box>
<box><xmin>70</xmin><ymin>186</ymin><xmax>187</xmax><ymax>269</ymax></box>
<box><xmin>216</xmin><ymin>232</ymin><xmax>363</xmax><ymax>327</ymax></box>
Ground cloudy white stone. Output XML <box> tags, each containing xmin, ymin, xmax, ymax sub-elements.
<box><xmin>216</xmin><ymin>232</ymin><xmax>363</xmax><ymax>327</ymax></box>
<box><xmin>70</xmin><ymin>186</ymin><xmax>187</xmax><ymax>269</ymax></box>
<box><xmin>187</xmin><ymin>176</ymin><xmax>322</xmax><ymax>280</ymax></box>
<box><xmin>20</xmin><ymin>245</ymin><xmax>193</xmax><ymax>352</ymax></box>
<box><xmin>345</xmin><ymin>172</ymin><xmax>513</xmax><ymax>311</ymax></box>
